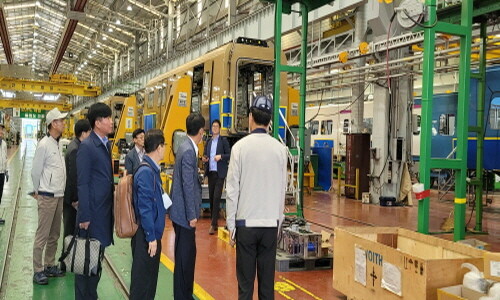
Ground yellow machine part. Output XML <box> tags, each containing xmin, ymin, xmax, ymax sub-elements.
<box><xmin>111</xmin><ymin>95</ymin><xmax>137</xmax><ymax>159</ymax></box>
<box><xmin>287</xmin><ymin>86</ymin><xmax>300</xmax><ymax>127</ymax></box>
<box><xmin>161</xmin><ymin>75</ymin><xmax>204</xmax><ymax>166</ymax></box>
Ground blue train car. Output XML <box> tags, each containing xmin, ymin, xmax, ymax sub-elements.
<box><xmin>414</xmin><ymin>66</ymin><xmax>500</xmax><ymax>170</ymax></box>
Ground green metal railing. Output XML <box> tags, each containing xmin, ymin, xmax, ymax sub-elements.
<box><xmin>419</xmin><ymin>0</ymin><xmax>473</xmax><ymax>241</ymax></box>
<box><xmin>265</xmin><ymin>0</ymin><xmax>330</xmax><ymax>218</ymax></box>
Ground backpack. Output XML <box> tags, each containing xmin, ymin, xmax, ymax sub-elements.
<box><xmin>114</xmin><ymin>162</ymin><xmax>154</xmax><ymax>238</ymax></box>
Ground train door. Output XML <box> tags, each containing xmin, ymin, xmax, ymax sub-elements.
<box><xmin>202</xmin><ymin>61</ymin><xmax>213</xmax><ymax>131</ymax></box>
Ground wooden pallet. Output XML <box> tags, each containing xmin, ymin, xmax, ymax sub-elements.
<box><xmin>275</xmin><ymin>250</ymin><xmax>333</xmax><ymax>272</ymax></box>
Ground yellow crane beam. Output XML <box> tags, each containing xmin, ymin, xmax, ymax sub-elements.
<box><xmin>0</xmin><ymin>76</ymin><xmax>101</xmax><ymax>97</ymax></box>
<box><xmin>0</xmin><ymin>99</ymin><xmax>72</xmax><ymax>111</ymax></box>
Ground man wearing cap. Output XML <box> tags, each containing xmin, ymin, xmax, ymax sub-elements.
<box><xmin>0</xmin><ymin>123</ymin><xmax>7</xmax><ymax>225</ymax></box>
<box><xmin>226</xmin><ymin>96</ymin><xmax>287</xmax><ymax>300</ymax></box>
<box><xmin>31</xmin><ymin>107</ymin><xmax>68</xmax><ymax>285</ymax></box>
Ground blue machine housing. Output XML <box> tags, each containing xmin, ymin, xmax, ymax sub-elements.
<box><xmin>414</xmin><ymin>66</ymin><xmax>500</xmax><ymax>170</ymax></box>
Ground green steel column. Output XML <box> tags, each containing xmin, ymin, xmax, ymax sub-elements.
<box><xmin>296</xmin><ymin>3</ymin><xmax>308</xmax><ymax>218</ymax></box>
<box><xmin>453</xmin><ymin>0</ymin><xmax>473</xmax><ymax>241</ymax></box>
<box><xmin>418</xmin><ymin>0</ymin><xmax>437</xmax><ymax>235</ymax></box>
<box><xmin>272</xmin><ymin>0</ymin><xmax>283</xmax><ymax>139</ymax></box>
<box><xmin>474</xmin><ymin>22</ymin><xmax>487</xmax><ymax>232</ymax></box>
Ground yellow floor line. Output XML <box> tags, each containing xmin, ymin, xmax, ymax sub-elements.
<box><xmin>279</xmin><ymin>275</ymin><xmax>323</xmax><ymax>300</ymax></box>
<box><xmin>160</xmin><ymin>253</ymin><xmax>215</xmax><ymax>300</ymax></box>
<box><xmin>278</xmin><ymin>291</ymin><xmax>295</xmax><ymax>300</ymax></box>
<box><xmin>7</xmin><ymin>146</ymin><xmax>19</xmax><ymax>164</ymax></box>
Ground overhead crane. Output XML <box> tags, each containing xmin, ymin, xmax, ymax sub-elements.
<box><xmin>0</xmin><ymin>74</ymin><xmax>101</xmax><ymax>97</ymax></box>
<box><xmin>0</xmin><ymin>99</ymin><xmax>71</xmax><ymax>111</ymax></box>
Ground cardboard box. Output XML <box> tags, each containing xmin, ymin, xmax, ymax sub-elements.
<box><xmin>484</xmin><ymin>251</ymin><xmax>500</xmax><ymax>281</ymax></box>
<box><xmin>437</xmin><ymin>285</ymin><xmax>487</xmax><ymax>300</ymax></box>
<box><xmin>458</xmin><ymin>238</ymin><xmax>490</xmax><ymax>251</ymax></box>
<box><xmin>333</xmin><ymin>227</ymin><xmax>486</xmax><ymax>300</ymax></box>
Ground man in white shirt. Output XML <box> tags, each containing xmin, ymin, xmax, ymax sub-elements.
<box><xmin>226</xmin><ymin>96</ymin><xmax>287</xmax><ymax>300</ymax></box>
<box><xmin>0</xmin><ymin>124</ymin><xmax>8</xmax><ymax>225</ymax></box>
<box><xmin>31</xmin><ymin>108</ymin><xmax>68</xmax><ymax>285</ymax></box>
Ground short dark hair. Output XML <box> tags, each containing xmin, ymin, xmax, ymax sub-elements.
<box><xmin>87</xmin><ymin>102</ymin><xmax>112</xmax><ymax>129</ymax></box>
<box><xmin>211</xmin><ymin>119</ymin><xmax>221</xmax><ymax>127</ymax></box>
<box><xmin>75</xmin><ymin>119</ymin><xmax>91</xmax><ymax>138</ymax></box>
<box><xmin>250</xmin><ymin>107</ymin><xmax>271</xmax><ymax>126</ymax></box>
<box><xmin>186</xmin><ymin>113</ymin><xmax>205</xmax><ymax>136</ymax></box>
<box><xmin>144</xmin><ymin>129</ymin><xmax>165</xmax><ymax>154</ymax></box>
<box><xmin>132</xmin><ymin>128</ymin><xmax>145</xmax><ymax>139</ymax></box>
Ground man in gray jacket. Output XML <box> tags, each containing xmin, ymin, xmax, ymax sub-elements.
<box><xmin>31</xmin><ymin>107</ymin><xmax>67</xmax><ymax>285</ymax></box>
<box><xmin>170</xmin><ymin>113</ymin><xmax>205</xmax><ymax>300</ymax></box>
<box><xmin>226</xmin><ymin>96</ymin><xmax>287</xmax><ymax>300</ymax></box>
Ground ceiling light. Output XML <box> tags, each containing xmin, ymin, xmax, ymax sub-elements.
<box><xmin>75</xmin><ymin>71</ymin><xmax>78</xmax><ymax>74</ymax></box>
<box><xmin>34</xmin><ymin>32</ymin><xmax>39</xmax><ymax>37</ymax></box>
<box><xmin>127</xmin><ymin>5</ymin><xmax>132</xmax><ymax>11</ymax></box>
<box><xmin>102</xmin><ymin>36</ymin><xmax>107</xmax><ymax>40</ymax></box>
<box><xmin>92</xmin><ymin>50</ymin><xmax>96</xmax><ymax>54</ymax></box>
<box><xmin>96</xmin><ymin>44</ymin><xmax>101</xmax><ymax>48</ymax></box>
<box><xmin>116</xmin><ymin>20</ymin><xmax>121</xmax><ymax>25</ymax></box>
<box><xmin>84</xmin><ymin>61</ymin><xmax>88</xmax><ymax>65</ymax></box>
<box><xmin>108</xmin><ymin>28</ymin><xmax>113</xmax><ymax>32</ymax></box>
<box><xmin>36</xmin><ymin>1</ymin><xmax>41</xmax><ymax>6</ymax></box>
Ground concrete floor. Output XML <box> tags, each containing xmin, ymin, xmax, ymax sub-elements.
<box><xmin>1</xmin><ymin>140</ymin><xmax>499</xmax><ymax>299</ymax></box>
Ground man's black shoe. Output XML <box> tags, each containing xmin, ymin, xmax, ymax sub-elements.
<box><xmin>0</xmin><ymin>218</ymin><xmax>5</xmax><ymax>225</ymax></box>
<box><xmin>33</xmin><ymin>272</ymin><xmax>48</xmax><ymax>285</ymax></box>
<box><xmin>44</xmin><ymin>265</ymin><xmax>65</xmax><ymax>277</ymax></box>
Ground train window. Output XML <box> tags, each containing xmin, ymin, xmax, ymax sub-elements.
<box><xmin>490</xmin><ymin>97</ymin><xmax>500</xmax><ymax>129</ymax></box>
<box><xmin>236</xmin><ymin>59</ymin><xmax>274</xmax><ymax>132</ymax></box>
<box><xmin>147</xmin><ymin>92</ymin><xmax>154</xmax><ymax>109</ymax></box>
<box><xmin>160</xmin><ymin>87</ymin><xmax>166</xmax><ymax>106</ymax></box>
<box><xmin>321</xmin><ymin>120</ymin><xmax>333</xmax><ymax>135</ymax></box>
<box><xmin>412</xmin><ymin>114</ymin><xmax>421</xmax><ymax>135</ymax></box>
<box><xmin>311</xmin><ymin>121</ymin><xmax>319</xmax><ymax>135</ymax></box>
<box><xmin>191</xmin><ymin>65</ymin><xmax>203</xmax><ymax>113</ymax></box>
<box><xmin>439</xmin><ymin>114</ymin><xmax>455</xmax><ymax>136</ymax></box>
<box><xmin>343</xmin><ymin>119</ymin><xmax>350</xmax><ymax>134</ymax></box>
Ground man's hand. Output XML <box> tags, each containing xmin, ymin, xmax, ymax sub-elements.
<box><xmin>148</xmin><ymin>240</ymin><xmax>157</xmax><ymax>257</ymax></box>
<box><xmin>229</xmin><ymin>230</ymin><xmax>236</xmax><ymax>247</ymax></box>
<box><xmin>202</xmin><ymin>156</ymin><xmax>208</xmax><ymax>163</ymax></box>
<box><xmin>214</xmin><ymin>155</ymin><xmax>222</xmax><ymax>162</ymax></box>
<box><xmin>79</xmin><ymin>222</ymin><xmax>90</xmax><ymax>230</ymax></box>
<box><xmin>189</xmin><ymin>219</ymin><xmax>197</xmax><ymax>228</ymax></box>
<box><xmin>72</xmin><ymin>201</ymin><xmax>79</xmax><ymax>210</ymax></box>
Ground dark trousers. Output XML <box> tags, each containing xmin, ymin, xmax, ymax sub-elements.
<box><xmin>130</xmin><ymin>227</ymin><xmax>162</xmax><ymax>300</ymax></box>
<box><xmin>75</xmin><ymin>247</ymin><xmax>104</xmax><ymax>300</ymax></box>
<box><xmin>173</xmin><ymin>222</ymin><xmax>196</xmax><ymax>300</ymax></box>
<box><xmin>61</xmin><ymin>203</ymin><xmax>77</xmax><ymax>271</ymax></box>
<box><xmin>208</xmin><ymin>171</ymin><xmax>224</xmax><ymax>227</ymax></box>
<box><xmin>62</xmin><ymin>202</ymin><xmax>77</xmax><ymax>239</ymax></box>
<box><xmin>0</xmin><ymin>173</ymin><xmax>4</xmax><ymax>205</ymax></box>
<box><xmin>236</xmin><ymin>227</ymin><xmax>278</xmax><ymax>300</ymax></box>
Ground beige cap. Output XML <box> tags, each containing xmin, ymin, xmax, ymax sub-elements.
<box><xmin>46</xmin><ymin>108</ymin><xmax>68</xmax><ymax>125</ymax></box>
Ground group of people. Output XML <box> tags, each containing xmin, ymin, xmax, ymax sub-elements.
<box><xmin>29</xmin><ymin>94</ymin><xmax>287</xmax><ymax>300</ymax></box>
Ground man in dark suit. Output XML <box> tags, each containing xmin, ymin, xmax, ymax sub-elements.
<box><xmin>125</xmin><ymin>128</ymin><xmax>145</xmax><ymax>174</ymax></box>
<box><xmin>170</xmin><ymin>113</ymin><xmax>205</xmax><ymax>300</ymax></box>
<box><xmin>76</xmin><ymin>103</ymin><xmax>114</xmax><ymax>300</ymax></box>
<box><xmin>202</xmin><ymin>119</ymin><xmax>230</xmax><ymax>234</ymax></box>
<box><xmin>62</xmin><ymin>119</ymin><xmax>91</xmax><ymax>264</ymax></box>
